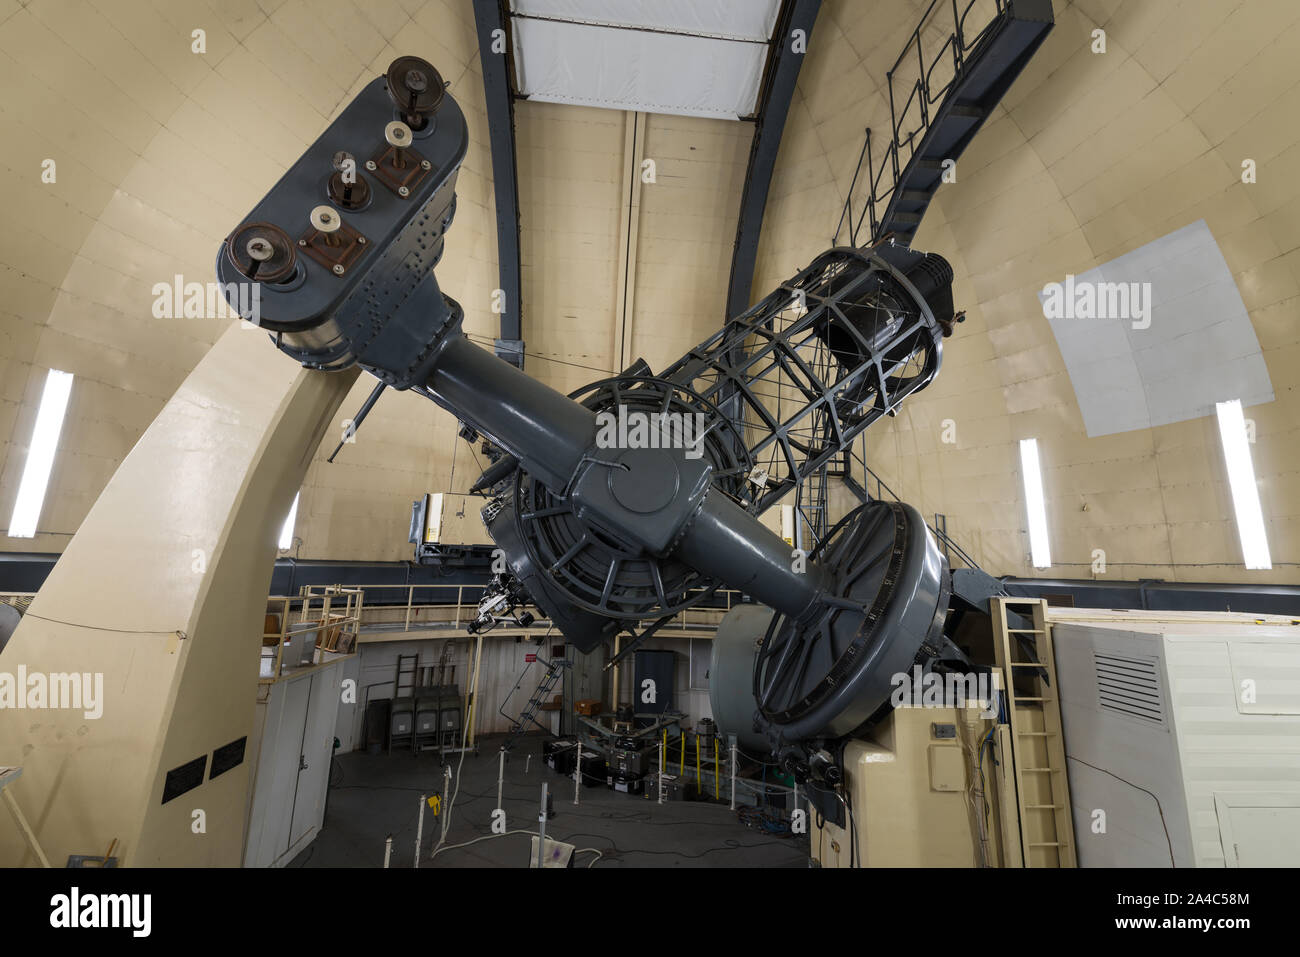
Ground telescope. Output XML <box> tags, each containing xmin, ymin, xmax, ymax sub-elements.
<box><xmin>219</xmin><ymin>57</ymin><xmax>961</xmax><ymax>769</ymax></box>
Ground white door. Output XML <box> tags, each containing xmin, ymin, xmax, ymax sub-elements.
<box><xmin>257</xmin><ymin>674</ymin><xmax>312</xmax><ymax>865</ymax></box>
<box><xmin>289</xmin><ymin>671</ymin><xmax>339</xmax><ymax>849</ymax></box>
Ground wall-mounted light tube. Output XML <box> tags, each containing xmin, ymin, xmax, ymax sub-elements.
<box><xmin>7</xmin><ymin>369</ymin><xmax>74</xmax><ymax>539</ymax></box>
<box><xmin>1019</xmin><ymin>438</ymin><xmax>1051</xmax><ymax>569</ymax></box>
<box><xmin>1216</xmin><ymin>399</ymin><xmax>1271</xmax><ymax>570</ymax></box>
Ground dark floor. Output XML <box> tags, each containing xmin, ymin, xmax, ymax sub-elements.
<box><xmin>290</xmin><ymin>733</ymin><xmax>809</xmax><ymax>868</ymax></box>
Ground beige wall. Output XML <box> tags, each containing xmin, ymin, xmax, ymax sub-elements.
<box><xmin>0</xmin><ymin>2</ymin><xmax>753</xmax><ymax>564</ymax></box>
<box><xmin>0</xmin><ymin>0</ymin><xmax>499</xmax><ymax>562</ymax></box>
<box><xmin>630</xmin><ymin>112</ymin><xmax>752</xmax><ymax>371</ymax></box>
<box><xmin>516</xmin><ymin>101</ymin><xmax>751</xmax><ymax>393</ymax></box>
<box><xmin>754</xmin><ymin>0</ymin><xmax>1300</xmax><ymax>584</ymax></box>
<box><xmin>516</xmin><ymin>100</ymin><xmax>625</xmax><ymax>395</ymax></box>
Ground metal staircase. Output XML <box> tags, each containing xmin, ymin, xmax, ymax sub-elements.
<box><xmin>841</xmin><ymin>437</ymin><xmax>985</xmax><ymax>573</ymax></box>
<box><xmin>804</xmin><ymin>1</ymin><xmax>1054</xmax><ymax>558</ymax></box>
<box><xmin>834</xmin><ymin>0</ymin><xmax>1055</xmax><ymax>247</ymax></box>
<box><xmin>499</xmin><ymin>656</ymin><xmax>571</xmax><ymax>752</ymax></box>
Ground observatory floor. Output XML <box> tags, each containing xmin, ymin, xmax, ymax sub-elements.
<box><xmin>290</xmin><ymin>733</ymin><xmax>810</xmax><ymax>868</ymax></box>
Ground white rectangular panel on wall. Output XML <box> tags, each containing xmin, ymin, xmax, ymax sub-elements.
<box><xmin>1039</xmin><ymin>220</ymin><xmax>1273</xmax><ymax>437</ymax></box>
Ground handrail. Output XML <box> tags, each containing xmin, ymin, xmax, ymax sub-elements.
<box><xmin>844</xmin><ymin>442</ymin><xmax>985</xmax><ymax>573</ymax></box>
<box><xmin>834</xmin><ymin>0</ymin><xmax>1007</xmax><ymax>246</ymax></box>
<box><xmin>262</xmin><ymin>585</ymin><xmax>364</xmax><ymax>680</ymax></box>
<box><xmin>312</xmin><ymin>581</ymin><xmax>748</xmax><ymax>637</ymax></box>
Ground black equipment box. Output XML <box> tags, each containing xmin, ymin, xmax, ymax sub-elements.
<box><xmin>543</xmin><ymin>737</ymin><xmax>576</xmax><ymax>773</ymax></box>
<box><xmin>608</xmin><ymin>772</ymin><xmax>644</xmax><ymax>795</ymax></box>
<box><xmin>610</xmin><ymin>745</ymin><xmax>650</xmax><ymax>777</ymax></box>
<box><xmin>577</xmin><ymin>752</ymin><xmax>607</xmax><ymax>787</ymax></box>
<box><xmin>543</xmin><ymin>739</ymin><xmax>605</xmax><ymax>785</ymax></box>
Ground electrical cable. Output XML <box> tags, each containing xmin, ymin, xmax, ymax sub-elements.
<box><xmin>429</xmin><ymin>685</ymin><xmax>474</xmax><ymax>859</ymax></box>
<box><xmin>555</xmin><ymin>830</ymin><xmax>796</xmax><ymax>862</ymax></box>
<box><xmin>573</xmin><ymin>847</ymin><xmax>603</xmax><ymax>868</ymax></box>
<box><xmin>844</xmin><ymin>787</ymin><xmax>857</xmax><ymax>868</ymax></box>
<box><xmin>428</xmin><ymin>827</ymin><xmax>608</xmax><ymax>868</ymax></box>
<box><xmin>807</xmin><ymin>778</ymin><xmax>857</xmax><ymax>868</ymax></box>
<box><xmin>429</xmin><ymin>828</ymin><xmax>536</xmax><ymax>860</ymax></box>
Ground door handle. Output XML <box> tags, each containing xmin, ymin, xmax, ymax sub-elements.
<box><xmin>300</xmin><ymin>754</ymin><xmax>309</xmax><ymax>771</ymax></box>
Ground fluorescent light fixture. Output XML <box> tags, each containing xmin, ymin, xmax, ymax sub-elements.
<box><xmin>1215</xmin><ymin>399</ymin><xmax>1271</xmax><ymax>570</ymax></box>
<box><xmin>7</xmin><ymin>369</ymin><xmax>74</xmax><ymax>538</ymax></box>
<box><xmin>278</xmin><ymin>493</ymin><xmax>300</xmax><ymax>550</ymax></box>
<box><xmin>1019</xmin><ymin>438</ymin><xmax>1051</xmax><ymax>568</ymax></box>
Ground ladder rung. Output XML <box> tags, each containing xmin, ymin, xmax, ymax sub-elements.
<box><xmin>1025</xmin><ymin>804</ymin><xmax>1062</xmax><ymax>809</ymax></box>
<box><xmin>1028</xmin><ymin>842</ymin><xmax>1066</xmax><ymax>847</ymax></box>
<box><xmin>1021</xmin><ymin>768</ymin><xmax>1059</xmax><ymax>773</ymax></box>
<box><xmin>1007</xmin><ymin>628</ymin><xmax>1043</xmax><ymax>634</ymax></box>
<box><xmin>1010</xmin><ymin>662</ymin><xmax>1045</xmax><ymax>667</ymax></box>
<box><xmin>1017</xmin><ymin>731</ymin><xmax>1056</xmax><ymax>737</ymax></box>
<box><xmin>1012</xmin><ymin>696</ymin><xmax>1051</xmax><ymax>702</ymax></box>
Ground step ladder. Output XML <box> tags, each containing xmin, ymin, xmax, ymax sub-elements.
<box><xmin>500</xmin><ymin>657</ymin><xmax>570</xmax><ymax>753</ymax></box>
<box><xmin>991</xmin><ymin>597</ymin><xmax>1076</xmax><ymax>867</ymax></box>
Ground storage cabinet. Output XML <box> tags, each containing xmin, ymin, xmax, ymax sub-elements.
<box><xmin>243</xmin><ymin>658</ymin><xmax>345</xmax><ymax>867</ymax></box>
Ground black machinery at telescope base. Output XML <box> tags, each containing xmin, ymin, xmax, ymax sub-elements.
<box><xmin>217</xmin><ymin>56</ymin><xmax>966</xmax><ymax>773</ymax></box>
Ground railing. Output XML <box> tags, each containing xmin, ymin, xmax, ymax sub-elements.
<box><xmin>834</xmin><ymin>0</ymin><xmax>1006</xmax><ymax>246</ymax></box>
<box><xmin>338</xmin><ymin>582</ymin><xmax>749</xmax><ymax>638</ymax></box>
<box><xmin>844</xmin><ymin>441</ymin><xmax>984</xmax><ymax>572</ymax></box>
<box><xmin>261</xmin><ymin>585</ymin><xmax>364</xmax><ymax>680</ymax></box>
<box><xmin>0</xmin><ymin>592</ymin><xmax>35</xmax><ymax>614</ymax></box>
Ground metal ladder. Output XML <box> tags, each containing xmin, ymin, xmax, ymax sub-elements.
<box><xmin>991</xmin><ymin>597</ymin><xmax>1076</xmax><ymax>867</ymax></box>
<box><xmin>500</xmin><ymin>656</ymin><xmax>570</xmax><ymax>753</ymax></box>
<box><xmin>389</xmin><ymin>653</ymin><xmax>420</xmax><ymax>754</ymax></box>
<box><xmin>395</xmin><ymin>653</ymin><xmax>419</xmax><ymax>697</ymax></box>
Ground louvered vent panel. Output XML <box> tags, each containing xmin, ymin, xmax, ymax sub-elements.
<box><xmin>1094</xmin><ymin>652</ymin><xmax>1164</xmax><ymax>724</ymax></box>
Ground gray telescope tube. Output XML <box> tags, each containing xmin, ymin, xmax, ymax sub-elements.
<box><xmin>424</xmin><ymin>335</ymin><xmax>596</xmax><ymax>493</ymax></box>
<box><xmin>675</xmin><ymin>492</ymin><xmax>828</xmax><ymax>623</ymax></box>
<box><xmin>424</xmin><ymin>336</ymin><xmax>829</xmax><ymax>623</ymax></box>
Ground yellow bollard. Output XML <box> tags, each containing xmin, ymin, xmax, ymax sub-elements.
<box><xmin>695</xmin><ymin>733</ymin><xmax>701</xmax><ymax>797</ymax></box>
<box><xmin>714</xmin><ymin>738</ymin><xmax>720</xmax><ymax>800</ymax></box>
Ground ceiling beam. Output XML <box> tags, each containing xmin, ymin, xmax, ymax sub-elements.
<box><xmin>473</xmin><ymin>0</ymin><xmax>525</xmax><ymax>368</ymax></box>
<box><xmin>725</xmin><ymin>0</ymin><xmax>821</xmax><ymax>320</ymax></box>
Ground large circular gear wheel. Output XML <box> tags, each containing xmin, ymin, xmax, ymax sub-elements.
<box><xmin>753</xmin><ymin>499</ymin><xmax>950</xmax><ymax>745</ymax></box>
<box><xmin>507</xmin><ymin>374</ymin><xmax>753</xmax><ymax>621</ymax></box>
